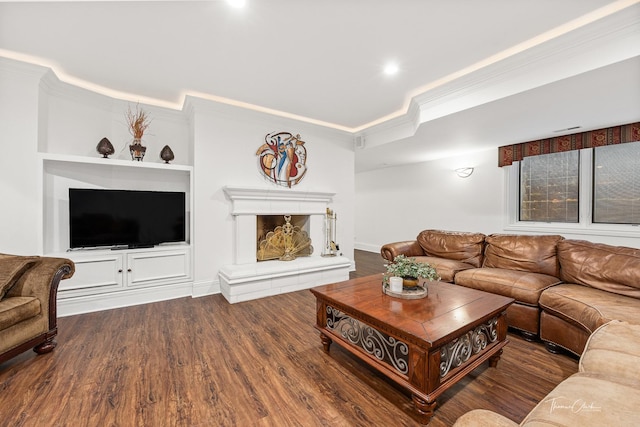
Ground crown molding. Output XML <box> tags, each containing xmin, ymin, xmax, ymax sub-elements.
<box><xmin>358</xmin><ymin>3</ymin><xmax>640</xmax><ymax>148</ymax></box>
<box><xmin>2</xmin><ymin>2</ymin><xmax>638</xmax><ymax>145</ymax></box>
<box><xmin>184</xmin><ymin>94</ymin><xmax>354</xmax><ymax>141</ymax></box>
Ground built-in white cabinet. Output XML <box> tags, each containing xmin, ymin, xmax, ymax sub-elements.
<box><xmin>59</xmin><ymin>246</ymin><xmax>192</xmax><ymax>299</ymax></box>
<box><xmin>58</xmin><ymin>251</ymin><xmax>124</xmax><ymax>297</ymax></box>
<box><xmin>30</xmin><ymin>69</ymin><xmax>198</xmax><ymax>316</ymax></box>
<box><xmin>39</xmin><ymin>154</ymin><xmax>195</xmax><ymax>316</ymax></box>
<box><xmin>126</xmin><ymin>248</ymin><xmax>191</xmax><ymax>288</ymax></box>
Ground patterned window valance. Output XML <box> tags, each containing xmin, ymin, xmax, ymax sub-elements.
<box><xmin>498</xmin><ymin>122</ymin><xmax>640</xmax><ymax>167</ymax></box>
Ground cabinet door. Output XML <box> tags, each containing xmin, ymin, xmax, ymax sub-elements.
<box><xmin>58</xmin><ymin>253</ymin><xmax>125</xmax><ymax>298</ymax></box>
<box><xmin>126</xmin><ymin>248</ymin><xmax>191</xmax><ymax>288</ymax></box>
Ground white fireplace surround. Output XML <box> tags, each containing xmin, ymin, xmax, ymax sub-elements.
<box><xmin>219</xmin><ymin>187</ymin><xmax>351</xmax><ymax>303</ymax></box>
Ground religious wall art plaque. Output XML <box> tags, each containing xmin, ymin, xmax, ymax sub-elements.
<box><xmin>256</xmin><ymin>131</ymin><xmax>307</xmax><ymax>188</ymax></box>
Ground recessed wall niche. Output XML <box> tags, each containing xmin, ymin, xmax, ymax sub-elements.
<box><xmin>37</xmin><ymin>71</ymin><xmax>191</xmax><ymax>165</ymax></box>
<box><xmin>42</xmin><ymin>156</ymin><xmax>191</xmax><ymax>254</ymax></box>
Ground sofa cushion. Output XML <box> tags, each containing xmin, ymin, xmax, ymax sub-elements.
<box><xmin>558</xmin><ymin>239</ymin><xmax>640</xmax><ymax>299</ymax></box>
<box><xmin>412</xmin><ymin>256</ymin><xmax>474</xmax><ymax>283</ymax></box>
<box><xmin>416</xmin><ymin>230</ymin><xmax>485</xmax><ymax>268</ymax></box>
<box><xmin>521</xmin><ymin>373</ymin><xmax>640</xmax><ymax>426</ymax></box>
<box><xmin>539</xmin><ymin>284</ymin><xmax>640</xmax><ymax>333</ymax></box>
<box><xmin>0</xmin><ymin>256</ymin><xmax>38</xmax><ymax>300</ymax></box>
<box><xmin>455</xmin><ymin>268</ymin><xmax>561</xmax><ymax>305</ymax></box>
<box><xmin>482</xmin><ymin>234</ymin><xmax>563</xmax><ymax>277</ymax></box>
<box><xmin>453</xmin><ymin>409</ymin><xmax>519</xmax><ymax>427</ymax></box>
<box><xmin>0</xmin><ymin>296</ymin><xmax>41</xmax><ymax>330</ymax></box>
<box><xmin>579</xmin><ymin>321</ymin><xmax>640</xmax><ymax>384</ymax></box>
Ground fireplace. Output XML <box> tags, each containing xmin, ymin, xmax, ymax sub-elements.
<box><xmin>257</xmin><ymin>215</ymin><xmax>312</xmax><ymax>261</ymax></box>
<box><xmin>219</xmin><ymin>187</ymin><xmax>351</xmax><ymax>303</ymax></box>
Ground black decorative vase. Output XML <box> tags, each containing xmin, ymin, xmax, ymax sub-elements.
<box><xmin>160</xmin><ymin>145</ymin><xmax>175</xmax><ymax>164</ymax></box>
<box><xmin>96</xmin><ymin>137</ymin><xmax>115</xmax><ymax>158</ymax></box>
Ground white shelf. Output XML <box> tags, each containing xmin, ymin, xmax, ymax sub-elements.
<box><xmin>39</xmin><ymin>152</ymin><xmax>193</xmax><ymax>172</ymax></box>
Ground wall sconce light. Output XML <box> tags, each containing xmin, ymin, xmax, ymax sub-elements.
<box><xmin>455</xmin><ymin>167</ymin><xmax>474</xmax><ymax>178</ymax></box>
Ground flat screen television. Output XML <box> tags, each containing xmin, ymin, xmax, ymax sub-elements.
<box><xmin>69</xmin><ymin>188</ymin><xmax>186</xmax><ymax>249</ymax></box>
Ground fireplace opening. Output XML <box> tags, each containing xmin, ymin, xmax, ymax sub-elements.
<box><xmin>257</xmin><ymin>215</ymin><xmax>313</xmax><ymax>261</ymax></box>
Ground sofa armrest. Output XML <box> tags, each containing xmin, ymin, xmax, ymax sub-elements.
<box><xmin>380</xmin><ymin>240</ymin><xmax>425</xmax><ymax>261</ymax></box>
<box><xmin>453</xmin><ymin>409</ymin><xmax>520</xmax><ymax>427</ymax></box>
<box><xmin>6</xmin><ymin>256</ymin><xmax>75</xmax><ymax>329</ymax></box>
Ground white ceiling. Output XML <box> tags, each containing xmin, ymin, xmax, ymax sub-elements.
<box><xmin>1</xmin><ymin>0</ymin><xmax>639</xmax><ymax>172</ymax></box>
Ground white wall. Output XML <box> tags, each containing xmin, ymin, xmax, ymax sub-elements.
<box><xmin>0</xmin><ymin>58</ymin><xmax>47</xmax><ymax>255</ymax></box>
<box><xmin>355</xmin><ymin>147</ymin><xmax>640</xmax><ymax>252</ymax></box>
<box><xmin>38</xmin><ymin>71</ymin><xmax>191</xmax><ymax>165</ymax></box>
<box><xmin>354</xmin><ymin>149</ymin><xmax>504</xmax><ymax>253</ymax></box>
<box><xmin>188</xmin><ymin>97</ymin><xmax>355</xmax><ymax>293</ymax></box>
<box><xmin>0</xmin><ymin>56</ymin><xmax>355</xmax><ymax>301</ymax></box>
<box><xmin>3</xmin><ymin>51</ymin><xmax>637</xmax><ymax>276</ymax></box>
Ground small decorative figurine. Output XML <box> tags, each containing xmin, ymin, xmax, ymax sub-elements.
<box><xmin>96</xmin><ymin>137</ymin><xmax>115</xmax><ymax>158</ymax></box>
<box><xmin>160</xmin><ymin>145</ymin><xmax>175</xmax><ymax>163</ymax></box>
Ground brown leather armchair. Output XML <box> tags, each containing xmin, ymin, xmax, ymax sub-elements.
<box><xmin>0</xmin><ymin>254</ymin><xmax>74</xmax><ymax>366</ymax></box>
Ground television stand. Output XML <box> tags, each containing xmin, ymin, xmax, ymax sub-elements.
<box><xmin>56</xmin><ymin>245</ymin><xmax>192</xmax><ymax>316</ymax></box>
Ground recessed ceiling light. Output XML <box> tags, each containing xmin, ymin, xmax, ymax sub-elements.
<box><xmin>226</xmin><ymin>0</ymin><xmax>247</xmax><ymax>8</ymax></box>
<box><xmin>383</xmin><ymin>62</ymin><xmax>399</xmax><ymax>76</ymax></box>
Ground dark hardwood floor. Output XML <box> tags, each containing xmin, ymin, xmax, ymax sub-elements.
<box><xmin>0</xmin><ymin>250</ymin><xmax>578</xmax><ymax>426</ymax></box>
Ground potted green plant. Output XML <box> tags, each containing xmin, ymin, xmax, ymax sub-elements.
<box><xmin>383</xmin><ymin>255</ymin><xmax>439</xmax><ymax>289</ymax></box>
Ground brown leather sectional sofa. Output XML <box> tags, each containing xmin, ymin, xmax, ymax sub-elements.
<box><xmin>540</xmin><ymin>239</ymin><xmax>640</xmax><ymax>355</ymax></box>
<box><xmin>381</xmin><ymin>229</ymin><xmax>640</xmax><ymax>356</ymax></box>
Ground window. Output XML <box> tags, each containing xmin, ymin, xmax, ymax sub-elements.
<box><xmin>506</xmin><ymin>141</ymin><xmax>640</xmax><ymax>234</ymax></box>
<box><xmin>593</xmin><ymin>142</ymin><xmax>640</xmax><ymax>224</ymax></box>
<box><xmin>520</xmin><ymin>151</ymin><xmax>579</xmax><ymax>223</ymax></box>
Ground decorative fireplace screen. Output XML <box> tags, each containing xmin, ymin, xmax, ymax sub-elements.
<box><xmin>257</xmin><ymin>215</ymin><xmax>313</xmax><ymax>261</ymax></box>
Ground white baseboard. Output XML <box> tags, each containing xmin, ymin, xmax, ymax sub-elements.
<box><xmin>57</xmin><ymin>282</ymin><xmax>193</xmax><ymax>317</ymax></box>
<box><xmin>192</xmin><ymin>278</ymin><xmax>221</xmax><ymax>297</ymax></box>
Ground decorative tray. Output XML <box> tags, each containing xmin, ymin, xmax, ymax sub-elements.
<box><xmin>383</xmin><ymin>285</ymin><xmax>428</xmax><ymax>299</ymax></box>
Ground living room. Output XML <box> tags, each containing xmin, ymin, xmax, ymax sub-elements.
<box><xmin>1</xmin><ymin>1</ymin><xmax>639</xmax><ymax>425</ymax></box>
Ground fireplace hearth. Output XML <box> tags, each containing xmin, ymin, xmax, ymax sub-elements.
<box><xmin>219</xmin><ymin>187</ymin><xmax>351</xmax><ymax>303</ymax></box>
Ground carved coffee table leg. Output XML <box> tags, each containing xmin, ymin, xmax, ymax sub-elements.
<box><xmin>412</xmin><ymin>394</ymin><xmax>437</xmax><ymax>425</ymax></box>
<box><xmin>489</xmin><ymin>348</ymin><xmax>503</xmax><ymax>368</ymax></box>
<box><xmin>320</xmin><ymin>332</ymin><xmax>332</xmax><ymax>352</ymax></box>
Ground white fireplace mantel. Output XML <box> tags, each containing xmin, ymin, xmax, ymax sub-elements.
<box><xmin>219</xmin><ymin>186</ymin><xmax>350</xmax><ymax>303</ymax></box>
<box><xmin>223</xmin><ymin>186</ymin><xmax>336</xmax><ymax>215</ymax></box>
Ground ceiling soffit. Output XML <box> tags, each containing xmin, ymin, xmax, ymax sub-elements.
<box><xmin>357</xmin><ymin>5</ymin><xmax>640</xmax><ymax>148</ymax></box>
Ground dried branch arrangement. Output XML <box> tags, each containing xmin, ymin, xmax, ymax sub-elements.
<box><xmin>125</xmin><ymin>104</ymin><xmax>151</xmax><ymax>139</ymax></box>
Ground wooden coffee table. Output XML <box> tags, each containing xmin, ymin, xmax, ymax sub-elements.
<box><xmin>310</xmin><ymin>275</ymin><xmax>514</xmax><ymax>424</ymax></box>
